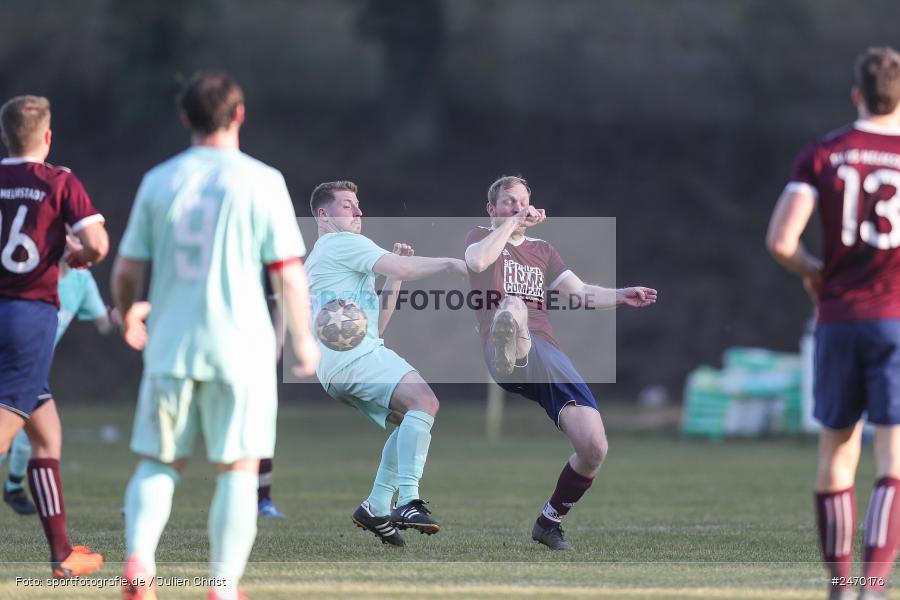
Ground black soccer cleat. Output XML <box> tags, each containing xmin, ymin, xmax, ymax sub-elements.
<box><xmin>492</xmin><ymin>310</ymin><xmax>517</xmax><ymax>376</ymax></box>
<box><xmin>391</xmin><ymin>499</ymin><xmax>442</xmax><ymax>535</ymax></box>
<box><xmin>352</xmin><ymin>501</ymin><xmax>405</xmax><ymax>547</ymax></box>
<box><xmin>3</xmin><ymin>487</ymin><xmax>36</xmax><ymax>515</ymax></box>
<box><xmin>532</xmin><ymin>520</ymin><xmax>574</xmax><ymax>551</ymax></box>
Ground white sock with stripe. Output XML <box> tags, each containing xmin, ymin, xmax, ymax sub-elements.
<box><xmin>863</xmin><ymin>477</ymin><xmax>900</xmax><ymax>590</ymax></box>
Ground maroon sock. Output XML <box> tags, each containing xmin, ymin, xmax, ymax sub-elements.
<box><xmin>536</xmin><ymin>462</ymin><xmax>594</xmax><ymax>527</ymax></box>
<box><xmin>863</xmin><ymin>477</ymin><xmax>900</xmax><ymax>591</ymax></box>
<box><xmin>28</xmin><ymin>458</ymin><xmax>72</xmax><ymax>561</ymax></box>
<box><xmin>258</xmin><ymin>458</ymin><xmax>273</xmax><ymax>502</ymax></box>
<box><xmin>815</xmin><ymin>488</ymin><xmax>856</xmax><ymax>588</ymax></box>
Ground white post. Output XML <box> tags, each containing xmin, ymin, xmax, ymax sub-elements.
<box><xmin>486</xmin><ymin>379</ymin><xmax>505</xmax><ymax>441</ymax></box>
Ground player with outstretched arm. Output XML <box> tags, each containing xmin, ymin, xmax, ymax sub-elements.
<box><xmin>304</xmin><ymin>180</ymin><xmax>466</xmax><ymax>546</ymax></box>
<box><xmin>465</xmin><ymin>175</ymin><xmax>657</xmax><ymax>551</ymax></box>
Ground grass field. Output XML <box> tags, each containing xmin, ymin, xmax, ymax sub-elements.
<box><xmin>0</xmin><ymin>397</ymin><xmax>892</xmax><ymax>599</ymax></box>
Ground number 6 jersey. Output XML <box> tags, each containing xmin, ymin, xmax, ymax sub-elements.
<box><xmin>0</xmin><ymin>157</ymin><xmax>103</xmax><ymax>307</ymax></box>
<box><xmin>788</xmin><ymin>120</ymin><xmax>900</xmax><ymax>323</ymax></box>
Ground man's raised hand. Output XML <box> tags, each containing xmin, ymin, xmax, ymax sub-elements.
<box><xmin>393</xmin><ymin>243</ymin><xmax>415</xmax><ymax>257</ymax></box>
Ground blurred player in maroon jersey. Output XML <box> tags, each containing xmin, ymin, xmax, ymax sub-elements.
<box><xmin>768</xmin><ymin>47</ymin><xmax>900</xmax><ymax>600</ymax></box>
<box><xmin>0</xmin><ymin>95</ymin><xmax>108</xmax><ymax>577</ymax></box>
<box><xmin>465</xmin><ymin>175</ymin><xmax>657</xmax><ymax>550</ymax></box>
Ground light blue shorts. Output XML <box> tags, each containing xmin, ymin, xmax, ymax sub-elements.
<box><xmin>131</xmin><ymin>374</ymin><xmax>277</xmax><ymax>464</ymax></box>
<box><xmin>325</xmin><ymin>346</ymin><xmax>416</xmax><ymax>428</ymax></box>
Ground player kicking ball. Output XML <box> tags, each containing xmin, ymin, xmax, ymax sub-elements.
<box><xmin>465</xmin><ymin>175</ymin><xmax>657</xmax><ymax>551</ymax></box>
<box><xmin>305</xmin><ymin>181</ymin><xmax>466</xmax><ymax>546</ymax></box>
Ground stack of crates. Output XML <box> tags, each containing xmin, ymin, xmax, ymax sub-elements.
<box><xmin>681</xmin><ymin>347</ymin><xmax>803</xmax><ymax>440</ymax></box>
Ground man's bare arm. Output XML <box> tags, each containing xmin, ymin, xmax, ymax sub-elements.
<box><xmin>378</xmin><ymin>243</ymin><xmax>413</xmax><ymax>336</ymax></box>
<box><xmin>555</xmin><ymin>272</ymin><xmax>658</xmax><ymax>309</ymax></box>
<box><xmin>379</xmin><ymin>278</ymin><xmax>403</xmax><ymax>336</ymax></box>
<box><xmin>93</xmin><ymin>312</ymin><xmax>115</xmax><ymax>335</ymax></box>
<box><xmin>766</xmin><ymin>189</ymin><xmax>822</xmax><ymax>277</ymax></box>
<box><xmin>111</xmin><ymin>256</ymin><xmax>150</xmax><ymax>349</ymax></box>
<box><xmin>269</xmin><ymin>260</ymin><xmax>319</xmax><ymax>377</ymax></box>
<box><xmin>69</xmin><ymin>222</ymin><xmax>109</xmax><ymax>268</ymax></box>
<box><xmin>373</xmin><ymin>253</ymin><xmax>466</xmax><ymax>281</ymax></box>
<box><xmin>464</xmin><ymin>207</ymin><xmax>544</xmax><ymax>273</ymax></box>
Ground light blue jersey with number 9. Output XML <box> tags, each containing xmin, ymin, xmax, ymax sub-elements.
<box><xmin>118</xmin><ymin>146</ymin><xmax>305</xmax><ymax>383</ymax></box>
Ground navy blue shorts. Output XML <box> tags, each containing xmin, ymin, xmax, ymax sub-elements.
<box><xmin>815</xmin><ymin>320</ymin><xmax>900</xmax><ymax>430</ymax></box>
<box><xmin>486</xmin><ymin>335</ymin><xmax>599</xmax><ymax>427</ymax></box>
<box><xmin>0</xmin><ymin>299</ymin><xmax>57</xmax><ymax>419</ymax></box>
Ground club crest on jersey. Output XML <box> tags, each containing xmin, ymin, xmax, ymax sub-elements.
<box><xmin>503</xmin><ymin>258</ymin><xmax>544</xmax><ymax>301</ymax></box>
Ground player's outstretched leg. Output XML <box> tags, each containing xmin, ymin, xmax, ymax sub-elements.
<box><xmin>388</xmin><ymin>373</ymin><xmax>442</xmax><ymax>534</ymax></box>
<box><xmin>532</xmin><ymin>404</ymin><xmax>606</xmax><ymax>551</ymax></box>
<box><xmin>353</xmin><ymin>428</ymin><xmax>405</xmax><ymax>546</ymax></box>
<box><xmin>861</xmin><ymin>426</ymin><xmax>900</xmax><ymax>599</ymax></box>
<box><xmin>24</xmin><ymin>400</ymin><xmax>103</xmax><ymax>577</ymax></box>
<box><xmin>123</xmin><ymin>459</ymin><xmax>180</xmax><ymax>599</ymax></box>
<box><xmin>813</xmin><ymin>424</ymin><xmax>862</xmax><ymax>599</ymax></box>
<box><xmin>208</xmin><ymin>464</ymin><xmax>258</xmax><ymax>600</ymax></box>
<box><xmin>491</xmin><ymin>297</ymin><xmax>531</xmax><ymax>377</ymax></box>
<box><xmin>3</xmin><ymin>430</ymin><xmax>35</xmax><ymax>515</ymax></box>
<box><xmin>257</xmin><ymin>458</ymin><xmax>283</xmax><ymax>518</ymax></box>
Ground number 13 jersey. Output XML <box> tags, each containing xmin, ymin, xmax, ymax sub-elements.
<box><xmin>788</xmin><ymin>120</ymin><xmax>900</xmax><ymax>324</ymax></box>
<box><xmin>0</xmin><ymin>157</ymin><xmax>103</xmax><ymax>307</ymax></box>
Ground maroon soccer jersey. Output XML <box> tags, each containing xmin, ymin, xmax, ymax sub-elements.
<box><xmin>465</xmin><ymin>226</ymin><xmax>571</xmax><ymax>347</ymax></box>
<box><xmin>788</xmin><ymin>121</ymin><xmax>900</xmax><ymax>324</ymax></box>
<box><xmin>0</xmin><ymin>158</ymin><xmax>102</xmax><ymax>307</ymax></box>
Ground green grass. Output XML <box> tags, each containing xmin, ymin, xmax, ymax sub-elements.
<box><xmin>0</xmin><ymin>399</ymin><xmax>891</xmax><ymax>598</ymax></box>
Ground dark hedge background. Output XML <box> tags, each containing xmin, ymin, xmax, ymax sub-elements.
<box><xmin>3</xmin><ymin>0</ymin><xmax>894</xmax><ymax>403</ymax></box>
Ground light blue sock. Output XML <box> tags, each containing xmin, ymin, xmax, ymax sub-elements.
<box><xmin>209</xmin><ymin>470</ymin><xmax>258</xmax><ymax>600</ymax></box>
<box><xmin>396</xmin><ymin>410</ymin><xmax>434</xmax><ymax>507</ymax></box>
<box><xmin>6</xmin><ymin>430</ymin><xmax>31</xmax><ymax>491</ymax></box>
<box><xmin>365</xmin><ymin>429</ymin><xmax>399</xmax><ymax>516</ymax></box>
<box><xmin>124</xmin><ymin>460</ymin><xmax>179</xmax><ymax>575</ymax></box>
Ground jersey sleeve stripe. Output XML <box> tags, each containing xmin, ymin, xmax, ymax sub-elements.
<box><xmin>70</xmin><ymin>213</ymin><xmax>105</xmax><ymax>233</ymax></box>
<box><xmin>549</xmin><ymin>269</ymin><xmax>573</xmax><ymax>291</ymax></box>
<box><xmin>784</xmin><ymin>182</ymin><xmax>819</xmax><ymax>200</ymax></box>
<box><xmin>265</xmin><ymin>256</ymin><xmax>302</xmax><ymax>272</ymax></box>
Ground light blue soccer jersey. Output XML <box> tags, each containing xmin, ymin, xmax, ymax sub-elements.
<box><xmin>118</xmin><ymin>146</ymin><xmax>305</xmax><ymax>383</ymax></box>
<box><xmin>304</xmin><ymin>232</ymin><xmax>390</xmax><ymax>386</ymax></box>
<box><xmin>56</xmin><ymin>268</ymin><xmax>106</xmax><ymax>345</ymax></box>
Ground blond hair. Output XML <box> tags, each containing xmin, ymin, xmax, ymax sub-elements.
<box><xmin>0</xmin><ymin>95</ymin><xmax>50</xmax><ymax>155</ymax></box>
<box><xmin>487</xmin><ymin>175</ymin><xmax>530</xmax><ymax>205</ymax></box>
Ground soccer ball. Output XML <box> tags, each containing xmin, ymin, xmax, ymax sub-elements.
<box><xmin>315</xmin><ymin>299</ymin><xmax>368</xmax><ymax>351</ymax></box>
